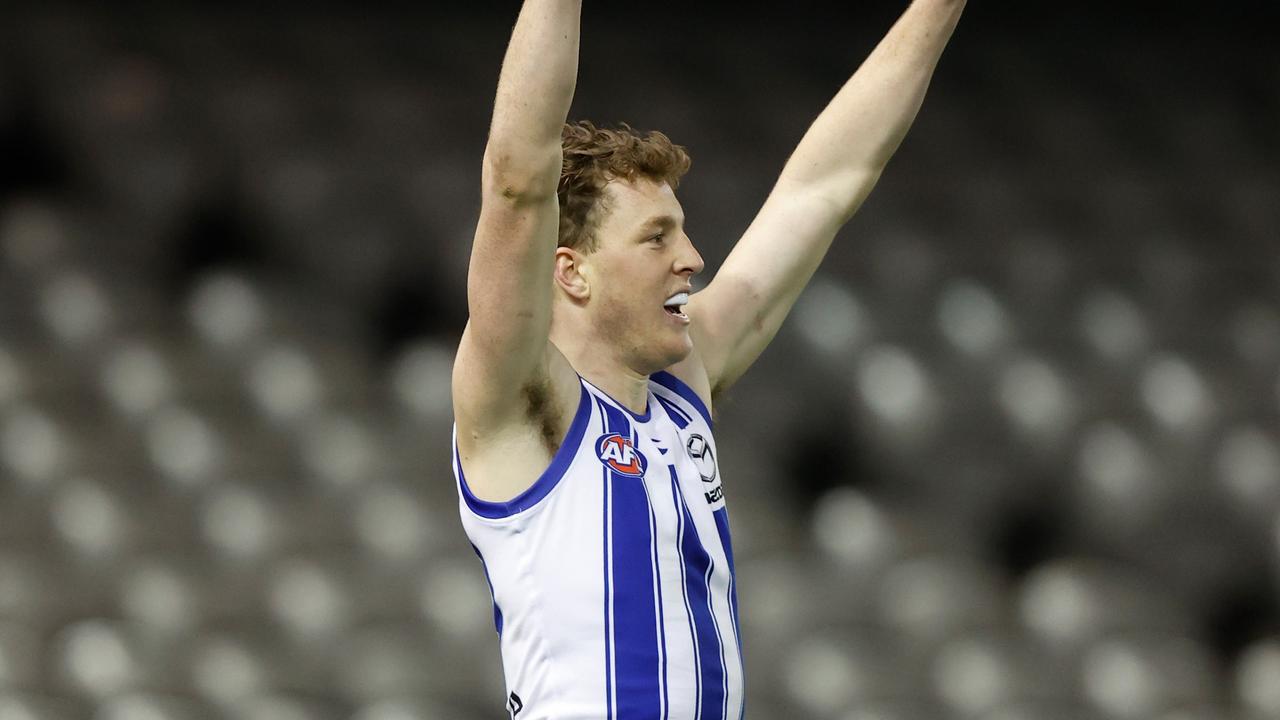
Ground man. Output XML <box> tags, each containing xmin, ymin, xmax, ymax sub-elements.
<box><xmin>451</xmin><ymin>1</ymin><xmax>966</xmax><ymax>717</ymax></box>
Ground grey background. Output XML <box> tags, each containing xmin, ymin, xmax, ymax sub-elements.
<box><xmin>0</xmin><ymin>1</ymin><xmax>1278</xmax><ymax>718</ymax></box>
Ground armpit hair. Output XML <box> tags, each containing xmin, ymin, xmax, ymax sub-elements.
<box><xmin>521</xmin><ymin>376</ymin><xmax>561</xmax><ymax>455</ymax></box>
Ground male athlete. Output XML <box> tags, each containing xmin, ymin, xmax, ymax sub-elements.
<box><xmin>451</xmin><ymin>1</ymin><xmax>966</xmax><ymax>717</ymax></box>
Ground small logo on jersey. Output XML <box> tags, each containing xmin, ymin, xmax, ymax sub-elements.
<box><xmin>596</xmin><ymin>433</ymin><xmax>648</xmax><ymax>477</ymax></box>
<box><xmin>507</xmin><ymin>691</ymin><xmax>523</xmax><ymax>717</ymax></box>
<box><xmin>685</xmin><ymin>433</ymin><xmax>717</xmax><ymax>483</ymax></box>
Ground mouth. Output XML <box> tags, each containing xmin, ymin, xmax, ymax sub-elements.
<box><xmin>663</xmin><ymin>291</ymin><xmax>690</xmax><ymax>323</ymax></box>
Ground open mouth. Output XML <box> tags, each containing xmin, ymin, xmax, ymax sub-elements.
<box><xmin>663</xmin><ymin>291</ymin><xmax>689</xmax><ymax>321</ymax></box>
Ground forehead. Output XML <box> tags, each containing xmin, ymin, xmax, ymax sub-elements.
<box><xmin>599</xmin><ymin>177</ymin><xmax>684</xmax><ymax>230</ymax></box>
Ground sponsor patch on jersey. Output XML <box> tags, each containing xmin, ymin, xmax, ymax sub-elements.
<box><xmin>596</xmin><ymin>433</ymin><xmax>648</xmax><ymax>477</ymax></box>
<box><xmin>685</xmin><ymin>433</ymin><xmax>717</xmax><ymax>484</ymax></box>
<box><xmin>685</xmin><ymin>432</ymin><xmax>725</xmax><ymax>507</ymax></box>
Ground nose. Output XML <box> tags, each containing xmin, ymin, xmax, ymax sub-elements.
<box><xmin>677</xmin><ymin>233</ymin><xmax>705</xmax><ymax>277</ymax></box>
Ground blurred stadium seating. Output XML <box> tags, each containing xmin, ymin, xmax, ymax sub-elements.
<box><xmin>1</xmin><ymin>1</ymin><xmax>1278</xmax><ymax>718</ymax></box>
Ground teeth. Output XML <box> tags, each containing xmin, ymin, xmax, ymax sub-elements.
<box><xmin>664</xmin><ymin>292</ymin><xmax>689</xmax><ymax>308</ymax></box>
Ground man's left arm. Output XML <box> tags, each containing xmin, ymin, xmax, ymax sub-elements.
<box><xmin>688</xmin><ymin>0</ymin><xmax>967</xmax><ymax>398</ymax></box>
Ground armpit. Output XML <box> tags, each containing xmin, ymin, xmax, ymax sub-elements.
<box><xmin>521</xmin><ymin>376</ymin><xmax>562</xmax><ymax>455</ymax></box>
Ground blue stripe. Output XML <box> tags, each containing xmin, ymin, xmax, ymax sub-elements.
<box><xmin>457</xmin><ymin>381</ymin><xmax>593</xmax><ymax>519</ymax></box>
<box><xmin>713</xmin><ymin>509</ymin><xmax>745</xmax><ymax>720</ymax></box>
<box><xmin>707</xmin><ymin>556</ymin><xmax>728</xmax><ymax>720</ymax></box>
<box><xmin>469</xmin><ymin>544</ymin><xmax>503</xmax><ymax>637</ymax></box>
<box><xmin>713</xmin><ymin>510</ymin><xmax>742</xmax><ymax>652</ymax></box>
<box><xmin>644</xmin><ymin>479</ymin><xmax>670</xmax><ymax>719</ymax></box>
<box><xmin>670</xmin><ymin>468</ymin><xmax>701</xmax><ymax>717</ymax></box>
<box><xmin>600</xmin><ymin>398</ymin><xmax>615</xmax><ymax>719</ymax></box>
<box><xmin>600</xmin><ymin>401</ymin><xmax>663</xmax><ymax>719</ymax></box>
<box><xmin>651</xmin><ymin>371</ymin><xmax>712</xmax><ymax>428</ymax></box>
<box><xmin>672</xmin><ymin>471</ymin><xmax>726</xmax><ymax>720</ymax></box>
<box><xmin>654</xmin><ymin>395</ymin><xmax>691</xmax><ymax>430</ymax></box>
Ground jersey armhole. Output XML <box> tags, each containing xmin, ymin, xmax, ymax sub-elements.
<box><xmin>455</xmin><ymin>380</ymin><xmax>593</xmax><ymax>520</ymax></box>
<box><xmin>650</xmin><ymin>370</ymin><xmax>713</xmax><ymax>428</ymax></box>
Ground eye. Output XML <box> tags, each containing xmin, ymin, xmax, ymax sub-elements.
<box><xmin>648</xmin><ymin>233</ymin><xmax>665</xmax><ymax>244</ymax></box>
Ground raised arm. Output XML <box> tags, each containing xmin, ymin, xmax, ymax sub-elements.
<box><xmin>454</xmin><ymin>0</ymin><xmax>581</xmax><ymax>431</ymax></box>
<box><xmin>688</xmin><ymin>0</ymin><xmax>966</xmax><ymax>397</ymax></box>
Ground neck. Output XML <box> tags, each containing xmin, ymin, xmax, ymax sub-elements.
<box><xmin>550</xmin><ymin>329</ymin><xmax>651</xmax><ymax>416</ymax></box>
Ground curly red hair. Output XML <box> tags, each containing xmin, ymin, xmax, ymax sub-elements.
<box><xmin>557</xmin><ymin>121</ymin><xmax>691</xmax><ymax>253</ymax></box>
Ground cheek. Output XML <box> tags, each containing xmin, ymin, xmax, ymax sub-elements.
<box><xmin>590</xmin><ymin>256</ymin><xmax>665</xmax><ymax>325</ymax></box>
<box><xmin>595</xmin><ymin>289</ymin><xmax>663</xmax><ymax>345</ymax></box>
<box><xmin>593</xmin><ymin>289</ymin><xmax>641</xmax><ymax>335</ymax></box>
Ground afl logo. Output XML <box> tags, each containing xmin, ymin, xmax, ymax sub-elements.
<box><xmin>596</xmin><ymin>433</ymin><xmax>648</xmax><ymax>477</ymax></box>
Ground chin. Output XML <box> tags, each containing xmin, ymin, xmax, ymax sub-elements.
<box><xmin>648</xmin><ymin>336</ymin><xmax>693</xmax><ymax>373</ymax></box>
<box><xmin>671</xmin><ymin>338</ymin><xmax>694</xmax><ymax>363</ymax></box>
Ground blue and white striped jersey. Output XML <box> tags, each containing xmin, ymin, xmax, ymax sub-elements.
<box><xmin>453</xmin><ymin>371</ymin><xmax>745</xmax><ymax>720</ymax></box>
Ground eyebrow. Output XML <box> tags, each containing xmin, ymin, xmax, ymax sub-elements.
<box><xmin>641</xmin><ymin>215</ymin><xmax>682</xmax><ymax>231</ymax></box>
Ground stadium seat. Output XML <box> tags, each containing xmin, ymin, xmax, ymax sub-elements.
<box><xmin>0</xmin><ymin>3</ymin><xmax>1276</xmax><ymax>714</ymax></box>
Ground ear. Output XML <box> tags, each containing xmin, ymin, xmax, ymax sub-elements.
<box><xmin>554</xmin><ymin>246</ymin><xmax>591</xmax><ymax>302</ymax></box>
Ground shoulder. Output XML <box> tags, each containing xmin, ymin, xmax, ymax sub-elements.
<box><xmin>453</xmin><ymin>338</ymin><xmax>585</xmax><ymax>504</ymax></box>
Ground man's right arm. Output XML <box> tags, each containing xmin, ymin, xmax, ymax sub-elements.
<box><xmin>454</xmin><ymin>0</ymin><xmax>581</xmax><ymax>432</ymax></box>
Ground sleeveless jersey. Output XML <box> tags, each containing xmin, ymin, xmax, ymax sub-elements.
<box><xmin>453</xmin><ymin>371</ymin><xmax>745</xmax><ymax>720</ymax></box>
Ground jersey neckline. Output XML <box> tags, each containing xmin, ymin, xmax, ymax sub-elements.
<box><xmin>578</xmin><ymin>375</ymin><xmax>652</xmax><ymax>423</ymax></box>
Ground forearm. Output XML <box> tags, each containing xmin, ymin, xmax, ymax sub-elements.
<box><xmin>777</xmin><ymin>0</ymin><xmax>966</xmax><ymax>215</ymax></box>
<box><xmin>697</xmin><ymin>2</ymin><xmax>965</xmax><ymax>393</ymax></box>
<box><xmin>485</xmin><ymin>0</ymin><xmax>583</xmax><ymax>196</ymax></box>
